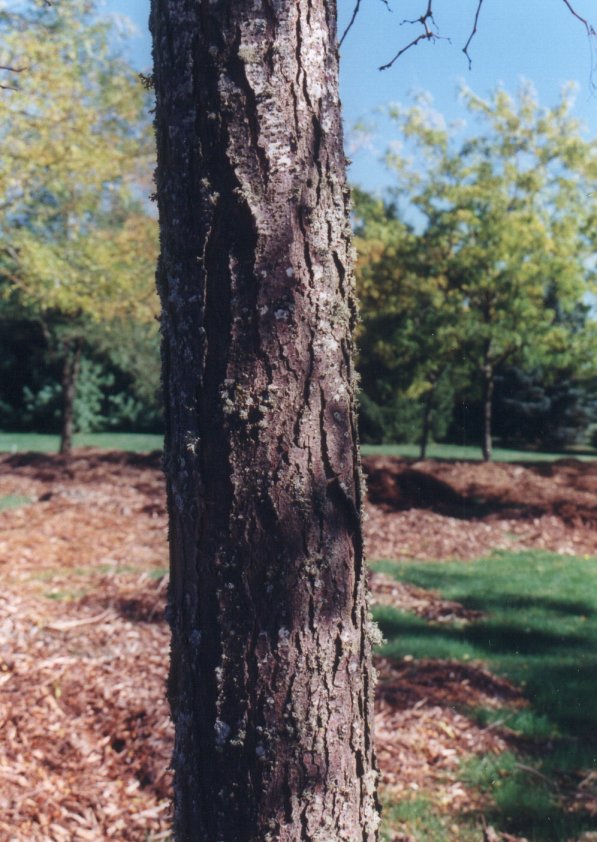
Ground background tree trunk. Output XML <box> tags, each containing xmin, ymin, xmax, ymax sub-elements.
<box><xmin>481</xmin><ymin>364</ymin><xmax>494</xmax><ymax>462</ymax></box>
<box><xmin>419</xmin><ymin>381</ymin><xmax>436</xmax><ymax>460</ymax></box>
<box><xmin>59</xmin><ymin>338</ymin><xmax>81</xmax><ymax>456</ymax></box>
<box><xmin>151</xmin><ymin>1</ymin><xmax>379</xmax><ymax>840</ymax></box>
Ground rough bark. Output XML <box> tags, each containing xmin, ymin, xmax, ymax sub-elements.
<box><xmin>151</xmin><ymin>1</ymin><xmax>379</xmax><ymax>841</ymax></box>
<box><xmin>59</xmin><ymin>338</ymin><xmax>80</xmax><ymax>456</ymax></box>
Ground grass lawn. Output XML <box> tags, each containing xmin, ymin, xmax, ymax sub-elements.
<box><xmin>361</xmin><ymin>442</ymin><xmax>597</xmax><ymax>462</ymax></box>
<box><xmin>0</xmin><ymin>432</ymin><xmax>163</xmax><ymax>453</ymax></box>
<box><xmin>374</xmin><ymin>550</ymin><xmax>597</xmax><ymax>841</ymax></box>
<box><xmin>2</xmin><ymin>433</ymin><xmax>595</xmax><ymax>462</ymax></box>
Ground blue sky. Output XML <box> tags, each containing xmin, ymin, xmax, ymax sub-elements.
<box><xmin>107</xmin><ymin>0</ymin><xmax>597</xmax><ymax>191</ymax></box>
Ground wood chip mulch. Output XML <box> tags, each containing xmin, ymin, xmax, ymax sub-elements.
<box><xmin>1</xmin><ymin>450</ymin><xmax>596</xmax><ymax>840</ymax></box>
<box><xmin>0</xmin><ymin>582</ymin><xmax>171</xmax><ymax>841</ymax></box>
<box><xmin>364</xmin><ymin>456</ymin><xmax>597</xmax><ymax>560</ymax></box>
<box><xmin>375</xmin><ymin>656</ymin><xmax>524</xmax><ymax>812</ymax></box>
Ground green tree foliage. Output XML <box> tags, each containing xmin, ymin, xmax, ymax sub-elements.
<box><xmin>0</xmin><ymin>317</ymin><xmax>161</xmax><ymax>434</ymax></box>
<box><xmin>0</xmin><ymin>0</ymin><xmax>159</xmax><ymax>450</ymax></box>
<box><xmin>354</xmin><ymin>189</ymin><xmax>467</xmax><ymax>456</ymax></box>
<box><xmin>357</xmin><ymin>84</ymin><xmax>597</xmax><ymax>459</ymax></box>
<box><xmin>494</xmin><ymin>365</ymin><xmax>591</xmax><ymax>449</ymax></box>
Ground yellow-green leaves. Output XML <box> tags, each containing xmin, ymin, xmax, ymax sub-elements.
<box><xmin>0</xmin><ymin>0</ymin><xmax>157</xmax><ymax>324</ymax></box>
<box><xmin>355</xmin><ymin>85</ymin><xmax>597</xmax><ymax>454</ymax></box>
<box><xmin>382</xmin><ymin>83</ymin><xmax>597</xmax><ymax>373</ymax></box>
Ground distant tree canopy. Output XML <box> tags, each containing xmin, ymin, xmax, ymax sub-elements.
<box><xmin>355</xmin><ymin>84</ymin><xmax>597</xmax><ymax>459</ymax></box>
<box><xmin>0</xmin><ymin>0</ymin><xmax>160</xmax><ymax>450</ymax></box>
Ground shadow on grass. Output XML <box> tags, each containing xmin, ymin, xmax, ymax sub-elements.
<box><xmin>377</xmin><ymin>562</ymin><xmax>596</xmax><ymax>618</ymax></box>
<box><xmin>461</xmin><ymin>750</ymin><xmax>597</xmax><ymax>841</ymax></box>
<box><xmin>378</xmin><ymin>612</ymin><xmax>591</xmax><ymax>656</ymax></box>
<box><xmin>378</xmin><ymin>613</ymin><xmax>597</xmax><ymax>737</ymax></box>
<box><xmin>374</xmin><ymin>552</ymin><xmax>597</xmax><ymax>840</ymax></box>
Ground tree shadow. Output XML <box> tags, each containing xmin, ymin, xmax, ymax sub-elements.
<box><xmin>375</xmin><ymin>560</ymin><xmax>597</xmax><ymax>838</ymax></box>
<box><xmin>377</xmin><ymin>613</ymin><xmax>591</xmax><ymax>657</ymax></box>
<box><xmin>376</xmin><ymin>596</ymin><xmax>597</xmax><ymax>839</ymax></box>
<box><xmin>362</xmin><ymin>458</ymin><xmax>597</xmax><ymax>525</ymax></box>
<box><xmin>365</xmin><ymin>465</ymin><xmax>485</xmax><ymax>518</ymax></box>
<box><xmin>78</xmin><ymin>578</ymin><xmax>168</xmax><ymax>624</ymax></box>
<box><xmin>381</xmin><ymin>566</ymin><xmax>595</xmax><ymax>618</ymax></box>
<box><xmin>0</xmin><ymin>449</ymin><xmax>162</xmax><ymax>480</ymax></box>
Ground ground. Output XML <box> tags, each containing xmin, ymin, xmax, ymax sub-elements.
<box><xmin>364</xmin><ymin>455</ymin><xmax>597</xmax><ymax>560</ymax></box>
<box><xmin>1</xmin><ymin>451</ymin><xmax>596</xmax><ymax>841</ymax></box>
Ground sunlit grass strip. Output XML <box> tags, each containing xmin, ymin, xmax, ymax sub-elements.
<box><xmin>1</xmin><ymin>434</ymin><xmax>593</xmax><ymax>460</ymax></box>
<box><xmin>361</xmin><ymin>442</ymin><xmax>597</xmax><ymax>462</ymax></box>
<box><xmin>0</xmin><ymin>432</ymin><xmax>163</xmax><ymax>453</ymax></box>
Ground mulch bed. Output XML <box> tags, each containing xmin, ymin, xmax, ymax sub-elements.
<box><xmin>364</xmin><ymin>456</ymin><xmax>597</xmax><ymax>560</ymax></box>
<box><xmin>1</xmin><ymin>450</ymin><xmax>596</xmax><ymax>840</ymax></box>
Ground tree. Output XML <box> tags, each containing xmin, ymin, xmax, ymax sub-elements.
<box><xmin>382</xmin><ymin>84</ymin><xmax>597</xmax><ymax>460</ymax></box>
<box><xmin>0</xmin><ymin>0</ymin><xmax>158</xmax><ymax>453</ymax></box>
<box><xmin>353</xmin><ymin>189</ymin><xmax>467</xmax><ymax>457</ymax></box>
<box><xmin>151</xmin><ymin>1</ymin><xmax>379</xmax><ymax>840</ymax></box>
<box><xmin>150</xmin><ymin>0</ymin><xmax>597</xmax><ymax>836</ymax></box>
<box><xmin>0</xmin><ymin>310</ymin><xmax>163</xmax><ymax>437</ymax></box>
<box><xmin>492</xmin><ymin>364</ymin><xmax>592</xmax><ymax>449</ymax></box>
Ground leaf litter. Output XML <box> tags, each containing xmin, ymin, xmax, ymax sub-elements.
<box><xmin>1</xmin><ymin>451</ymin><xmax>596</xmax><ymax>840</ymax></box>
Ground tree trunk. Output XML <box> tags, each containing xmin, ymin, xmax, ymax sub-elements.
<box><xmin>481</xmin><ymin>364</ymin><xmax>494</xmax><ymax>462</ymax></box>
<box><xmin>419</xmin><ymin>383</ymin><xmax>435</xmax><ymax>460</ymax></box>
<box><xmin>151</xmin><ymin>2</ymin><xmax>379</xmax><ymax>841</ymax></box>
<box><xmin>59</xmin><ymin>338</ymin><xmax>81</xmax><ymax>456</ymax></box>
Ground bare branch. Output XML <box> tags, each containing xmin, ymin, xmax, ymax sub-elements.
<box><xmin>0</xmin><ymin>63</ymin><xmax>27</xmax><ymax>90</ymax></box>
<box><xmin>401</xmin><ymin>0</ymin><xmax>433</xmax><ymax>28</ymax></box>
<box><xmin>561</xmin><ymin>0</ymin><xmax>596</xmax><ymax>36</ymax></box>
<box><xmin>560</xmin><ymin>0</ymin><xmax>597</xmax><ymax>88</ymax></box>
<box><xmin>0</xmin><ymin>64</ymin><xmax>27</xmax><ymax>73</ymax></box>
<box><xmin>371</xmin><ymin>0</ymin><xmax>597</xmax><ymax>76</ymax></box>
<box><xmin>379</xmin><ymin>31</ymin><xmax>435</xmax><ymax>71</ymax></box>
<box><xmin>340</xmin><ymin>0</ymin><xmax>392</xmax><ymax>48</ymax></box>
<box><xmin>462</xmin><ymin>0</ymin><xmax>485</xmax><ymax>69</ymax></box>
<box><xmin>339</xmin><ymin>0</ymin><xmax>362</xmax><ymax>47</ymax></box>
<box><xmin>379</xmin><ymin>1</ymin><xmax>450</xmax><ymax>71</ymax></box>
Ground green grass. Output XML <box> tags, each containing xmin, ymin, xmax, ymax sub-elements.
<box><xmin>471</xmin><ymin>707</ymin><xmax>557</xmax><ymax>740</ymax></box>
<box><xmin>380</xmin><ymin>795</ymin><xmax>479</xmax><ymax>842</ymax></box>
<box><xmin>2</xmin><ymin>434</ymin><xmax>594</xmax><ymax>461</ymax></box>
<box><xmin>361</xmin><ymin>442</ymin><xmax>597</xmax><ymax>462</ymax></box>
<box><xmin>0</xmin><ymin>432</ymin><xmax>163</xmax><ymax>453</ymax></box>
<box><xmin>374</xmin><ymin>550</ymin><xmax>597</xmax><ymax>840</ymax></box>
<box><xmin>0</xmin><ymin>494</ymin><xmax>32</xmax><ymax>511</ymax></box>
<box><xmin>44</xmin><ymin>587</ymin><xmax>91</xmax><ymax>602</ymax></box>
<box><xmin>2</xmin><ymin>434</ymin><xmax>593</xmax><ymax>462</ymax></box>
<box><xmin>460</xmin><ymin>752</ymin><xmax>573</xmax><ymax>839</ymax></box>
<box><xmin>148</xmin><ymin>567</ymin><xmax>169</xmax><ymax>580</ymax></box>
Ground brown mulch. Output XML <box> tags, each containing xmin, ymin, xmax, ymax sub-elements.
<box><xmin>364</xmin><ymin>456</ymin><xmax>597</xmax><ymax>560</ymax></box>
<box><xmin>375</xmin><ymin>656</ymin><xmax>525</xmax><ymax>812</ymax></box>
<box><xmin>1</xmin><ymin>450</ymin><xmax>596</xmax><ymax>840</ymax></box>
<box><xmin>0</xmin><ymin>583</ymin><xmax>171</xmax><ymax>841</ymax></box>
<box><xmin>0</xmin><ymin>451</ymin><xmax>171</xmax><ymax>841</ymax></box>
